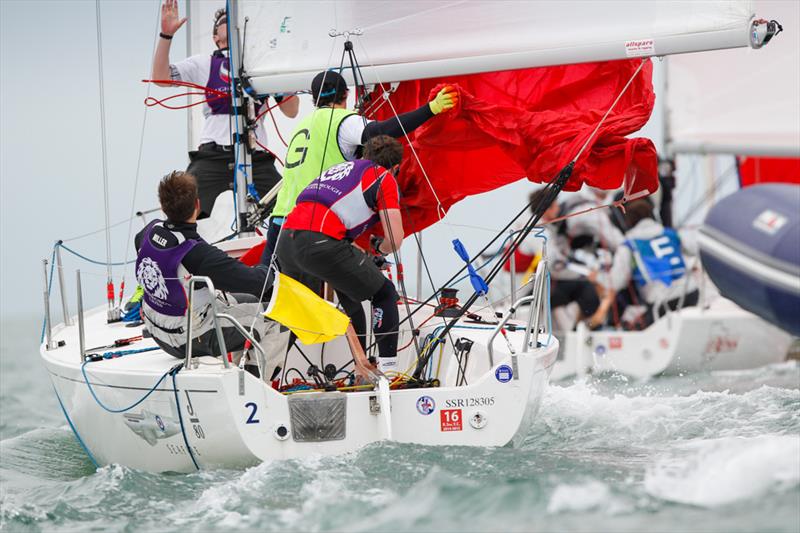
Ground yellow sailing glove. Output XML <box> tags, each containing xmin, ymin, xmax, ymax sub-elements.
<box><xmin>429</xmin><ymin>85</ymin><xmax>459</xmax><ymax>115</ymax></box>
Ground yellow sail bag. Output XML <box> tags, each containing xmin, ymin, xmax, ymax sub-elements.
<box><xmin>264</xmin><ymin>272</ymin><xmax>349</xmax><ymax>345</ymax></box>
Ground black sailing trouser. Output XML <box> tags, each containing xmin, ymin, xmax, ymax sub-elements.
<box><xmin>276</xmin><ymin>229</ymin><xmax>399</xmax><ymax>358</ymax></box>
<box><xmin>187</xmin><ymin>149</ymin><xmax>281</xmax><ymax>218</ymax></box>
<box><xmin>549</xmin><ymin>278</ymin><xmax>600</xmax><ymax>317</ymax></box>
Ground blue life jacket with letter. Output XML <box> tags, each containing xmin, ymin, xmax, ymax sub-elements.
<box><xmin>624</xmin><ymin>228</ymin><xmax>686</xmax><ymax>287</ymax></box>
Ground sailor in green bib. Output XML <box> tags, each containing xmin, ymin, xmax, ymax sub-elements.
<box><xmin>261</xmin><ymin>70</ymin><xmax>459</xmax><ymax>265</ymax></box>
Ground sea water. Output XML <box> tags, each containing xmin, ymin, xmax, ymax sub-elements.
<box><xmin>2</xmin><ymin>316</ymin><xmax>798</xmax><ymax>532</ymax></box>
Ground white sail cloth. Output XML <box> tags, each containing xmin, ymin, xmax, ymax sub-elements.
<box><xmin>227</xmin><ymin>0</ymin><xmax>757</xmax><ymax>94</ymax></box>
<box><xmin>666</xmin><ymin>0</ymin><xmax>800</xmax><ymax>156</ymax></box>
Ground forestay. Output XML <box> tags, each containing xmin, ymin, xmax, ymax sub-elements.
<box><xmin>236</xmin><ymin>0</ymin><xmax>759</xmax><ymax>95</ymax></box>
<box><xmin>666</xmin><ymin>0</ymin><xmax>799</xmax><ymax>156</ymax></box>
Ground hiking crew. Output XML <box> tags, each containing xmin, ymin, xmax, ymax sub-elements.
<box><xmin>276</xmin><ymin>136</ymin><xmax>406</xmax><ymax>375</ymax></box>
<box><xmin>135</xmin><ymin>171</ymin><xmax>285</xmax><ymax>376</ymax></box>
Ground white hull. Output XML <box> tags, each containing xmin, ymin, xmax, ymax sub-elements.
<box><xmin>550</xmin><ymin>297</ymin><xmax>791</xmax><ymax>381</ymax></box>
<box><xmin>42</xmin><ymin>304</ymin><xmax>557</xmax><ymax>473</ymax></box>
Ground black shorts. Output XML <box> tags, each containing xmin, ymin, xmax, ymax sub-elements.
<box><xmin>187</xmin><ymin>149</ymin><xmax>280</xmax><ymax>218</ymax></box>
<box><xmin>276</xmin><ymin>229</ymin><xmax>386</xmax><ymax>302</ymax></box>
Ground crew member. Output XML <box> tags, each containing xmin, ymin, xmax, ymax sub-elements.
<box><xmin>261</xmin><ymin>70</ymin><xmax>457</xmax><ymax>264</ymax></box>
<box><xmin>520</xmin><ymin>188</ymin><xmax>614</xmax><ymax>329</ymax></box>
<box><xmin>276</xmin><ymin>135</ymin><xmax>405</xmax><ymax>375</ymax></box>
<box><xmin>135</xmin><ymin>171</ymin><xmax>285</xmax><ymax>375</ymax></box>
<box><xmin>152</xmin><ymin>1</ymin><xmax>299</xmax><ymax>217</ymax></box>
<box><xmin>608</xmin><ymin>198</ymin><xmax>698</xmax><ymax>325</ymax></box>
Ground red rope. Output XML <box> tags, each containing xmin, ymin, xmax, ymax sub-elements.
<box><xmin>142</xmin><ymin>79</ymin><xmax>230</xmax><ymax>110</ymax></box>
<box><xmin>142</xmin><ymin>78</ymin><xmax>228</xmax><ymax>97</ymax></box>
<box><xmin>254</xmin><ymin>139</ymin><xmax>284</xmax><ymax>166</ymax></box>
<box><xmin>267</xmin><ymin>106</ymin><xmax>290</xmax><ymax>147</ymax></box>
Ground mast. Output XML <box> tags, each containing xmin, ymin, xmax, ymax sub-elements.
<box><xmin>227</xmin><ymin>0</ymin><xmax>253</xmax><ymax>235</ymax></box>
<box><xmin>94</xmin><ymin>0</ymin><xmax>117</xmax><ymax>320</ymax></box>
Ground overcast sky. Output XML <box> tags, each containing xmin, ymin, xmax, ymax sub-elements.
<box><xmin>0</xmin><ymin>0</ymin><xmax>664</xmax><ymax>325</ymax></box>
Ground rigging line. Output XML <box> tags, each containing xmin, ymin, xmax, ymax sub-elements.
<box><xmin>354</xmin><ymin>35</ymin><xmax>448</xmax><ymax>224</ymax></box>
<box><xmin>349</xmin><ymin>36</ymin><xmax>464</xmax><ymax>350</ymax></box>
<box><xmin>361</xmin><ymin>199</ymin><xmax>535</xmax><ymax>356</ymax></box>
<box><xmin>122</xmin><ymin>0</ymin><xmax>162</xmax><ymax>296</ymax></box>
<box><xmin>572</xmin><ymin>58</ymin><xmax>648</xmax><ymax>164</ymax></box>
<box><xmin>674</xmin><ymin>161</ymin><xmax>738</xmax><ymax>229</ymax></box>
<box><xmin>343</xmin><ymin>38</ymin><xmax>422</xmax><ymax>356</ymax></box>
<box><xmin>61</xmin><ymin>213</ymin><xmax>151</xmax><ymax>243</ymax></box>
<box><xmin>94</xmin><ymin>0</ymin><xmax>114</xmax><ymax>292</ymax></box>
<box><xmin>429</xmin><ymin>59</ymin><xmax>650</xmax><ymax>349</ymax></box>
<box><xmin>249</xmin><ymin>35</ymin><xmax>343</xmax><ymax>334</ymax></box>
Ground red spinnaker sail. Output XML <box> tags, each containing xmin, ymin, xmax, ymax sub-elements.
<box><xmin>367</xmin><ymin>59</ymin><xmax>658</xmax><ymax>234</ymax></box>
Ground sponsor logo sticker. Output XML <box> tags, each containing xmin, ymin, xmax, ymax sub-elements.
<box><xmin>440</xmin><ymin>409</ymin><xmax>463</xmax><ymax>432</ymax></box>
<box><xmin>495</xmin><ymin>364</ymin><xmax>513</xmax><ymax>383</ymax></box>
<box><xmin>625</xmin><ymin>38</ymin><xmax>655</xmax><ymax>57</ymax></box>
<box><xmin>416</xmin><ymin>395</ymin><xmax>435</xmax><ymax>415</ymax></box>
<box><xmin>753</xmin><ymin>209</ymin><xmax>787</xmax><ymax>235</ymax></box>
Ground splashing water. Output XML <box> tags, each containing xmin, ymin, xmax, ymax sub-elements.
<box><xmin>2</xmin><ymin>318</ymin><xmax>798</xmax><ymax>532</ymax></box>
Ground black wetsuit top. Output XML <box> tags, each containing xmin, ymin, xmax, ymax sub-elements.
<box><xmin>135</xmin><ymin>221</ymin><xmax>270</xmax><ymax>300</ymax></box>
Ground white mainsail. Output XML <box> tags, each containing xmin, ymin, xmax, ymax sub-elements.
<box><xmin>666</xmin><ymin>0</ymin><xmax>800</xmax><ymax>156</ymax></box>
<box><xmin>233</xmin><ymin>0</ymin><xmax>761</xmax><ymax>95</ymax></box>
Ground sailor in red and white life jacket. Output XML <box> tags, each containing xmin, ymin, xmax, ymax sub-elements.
<box><xmin>608</xmin><ymin>198</ymin><xmax>699</xmax><ymax>324</ymax></box>
<box><xmin>151</xmin><ymin>2</ymin><xmax>300</xmax><ymax>218</ymax></box>
<box><xmin>135</xmin><ymin>171</ymin><xmax>287</xmax><ymax>375</ymax></box>
<box><xmin>276</xmin><ymin>135</ymin><xmax>405</xmax><ymax>376</ymax></box>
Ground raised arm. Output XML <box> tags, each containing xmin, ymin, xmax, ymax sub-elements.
<box><xmin>152</xmin><ymin>0</ymin><xmax>187</xmax><ymax>87</ymax></box>
<box><xmin>361</xmin><ymin>85</ymin><xmax>458</xmax><ymax>142</ymax></box>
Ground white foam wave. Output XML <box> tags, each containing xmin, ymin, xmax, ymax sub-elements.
<box><xmin>547</xmin><ymin>480</ymin><xmax>624</xmax><ymax>514</ymax></box>
<box><xmin>531</xmin><ymin>380</ymin><xmax>800</xmax><ymax>449</ymax></box>
<box><xmin>645</xmin><ymin>435</ymin><xmax>800</xmax><ymax>507</ymax></box>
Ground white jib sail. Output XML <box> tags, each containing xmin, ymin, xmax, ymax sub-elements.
<box><xmin>666</xmin><ymin>0</ymin><xmax>800</xmax><ymax>156</ymax></box>
<box><xmin>233</xmin><ymin>0</ymin><xmax>759</xmax><ymax>95</ymax></box>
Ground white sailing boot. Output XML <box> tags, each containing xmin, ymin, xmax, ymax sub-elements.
<box><xmin>378</xmin><ymin>356</ymin><xmax>399</xmax><ymax>377</ymax></box>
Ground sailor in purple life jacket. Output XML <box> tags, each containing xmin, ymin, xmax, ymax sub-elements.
<box><xmin>608</xmin><ymin>199</ymin><xmax>699</xmax><ymax>325</ymax></box>
<box><xmin>135</xmin><ymin>170</ymin><xmax>288</xmax><ymax>376</ymax></box>
<box><xmin>151</xmin><ymin>1</ymin><xmax>299</xmax><ymax>218</ymax></box>
<box><xmin>277</xmin><ymin>136</ymin><xmax>407</xmax><ymax>377</ymax></box>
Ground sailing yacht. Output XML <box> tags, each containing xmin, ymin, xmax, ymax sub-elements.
<box><xmin>39</xmin><ymin>0</ymin><xmax>783</xmax><ymax>472</ymax></box>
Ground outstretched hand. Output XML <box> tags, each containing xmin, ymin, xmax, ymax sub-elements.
<box><xmin>429</xmin><ymin>85</ymin><xmax>459</xmax><ymax>115</ymax></box>
<box><xmin>161</xmin><ymin>0</ymin><xmax>187</xmax><ymax>37</ymax></box>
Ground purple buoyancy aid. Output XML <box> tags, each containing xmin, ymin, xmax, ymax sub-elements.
<box><xmin>135</xmin><ymin>221</ymin><xmax>199</xmax><ymax>317</ymax></box>
<box><xmin>295</xmin><ymin>159</ymin><xmax>385</xmax><ymax>240</ymax></box>
<box><xmin>206</xmin><ymin>50</ymin><xmax>233</xmax><ymax>115</ymax></box>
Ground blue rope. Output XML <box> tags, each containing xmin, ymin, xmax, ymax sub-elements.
<box><xmin>97</xmin><ymin>346</ymin><xmax>159</xmax><ymax>359</ymax></box>
<box><xmin>59</xmin><ymin>242</ymin><xmax>135</xmax><ymax>266</ymax></box>
<box><xmin>81</xmin><ymin>360</ymin><xmax>174</xmax><ymax>414</ymax></box>
<box><xmin>170</xmin><ymin>365</ymin><xmax>200</xmax><ymax>470</ymax></box>
<box><xmin>53</xmin><ymin>386</ymin><xmax>100</xmax><ymax>468</ymax></box>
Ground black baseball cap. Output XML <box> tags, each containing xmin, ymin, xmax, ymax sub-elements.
<box><xmin>311</xmin><ymin>70</ymin><xmax>348</xmax><ymax>103</ymax></box>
